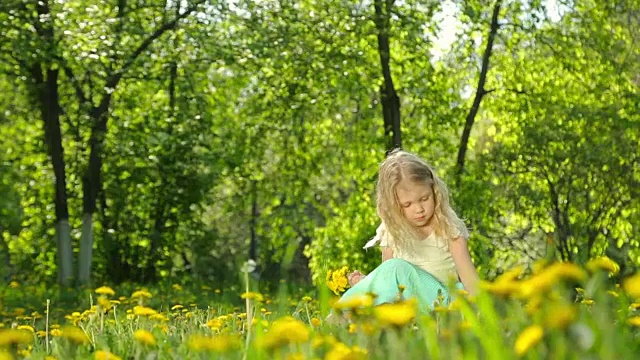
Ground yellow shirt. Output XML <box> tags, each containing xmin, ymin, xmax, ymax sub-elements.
<box><xmin>364</xmin><ymin>224</ymin><xmax>459</xmax><ymax>285</ymax></box>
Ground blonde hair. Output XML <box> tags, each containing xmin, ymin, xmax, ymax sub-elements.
<box><xmin>376</xmin><ymin>149</ymin><xmax>469</xmax><ymax>251</ymax></box>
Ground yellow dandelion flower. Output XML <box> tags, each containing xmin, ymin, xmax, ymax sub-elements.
<box><xmin>170</xmin><ymin>304</ymin><xmax>184</xmax><ymax>311</ymax></box>
<box><xmin>9</xmin><ymin>281</ymin><xmax>19</xmax><ymax>288</ymax></box>
<box><xmin>348</xmin><ymin>323</ymin><xmax>357</xmax><ymax>333</ymax></box>
<box><xmin>525</xmin><ymin>295</ymin><xmax>543</xmax><ymax>315</ymax></box>
<box><xmin>95</xmin><ymin>286</ymin><xmax>116</xmax><ymax>297</ymax></box>
<box><xmin>433</xmin><ymin>305</ymin><xmax>449</xmax><ymax>313</ymax></box>
<box><xmin>207</xmin><ymin>319</ymin><xmax>223</xmax><ymax>330</ymax></box>
<box><xmin>0</xmin><ymin>329</ymin><xmax>32</xmax><ymax>346</ymax></box>
<box><xmin>544</xmin><ymin>303</ymin><xmax>577</xmax><ymax>329</ymax></box>
<box><xmin>333</xmin><ymin>294</ymin><xmax>374</xmax><ymax>310</ymax></box>
<box><xmin>630</xmin><ymin>302</ymin><xmax>640</xmax><ymax>310</ymax></box>
<box><xmin>623</xmin><ymin>273</ymin><xmax>640</xmax><ymax>299</ymax></box>
<box><xmin>302</xmin><ymin>296</ymin><xmax>312</xmax><ymax>302</ymax></box>
<box><xmin>325</xmin><ymin>342</ymin><xmax>367</xmax><ymax>360</ymax></box>
<box><xmin>514</xmin><ymin>325</ymin><xmax>544</xmax><ymax>356</ymax></box>
<box><xmin>36</xmin><ymin>330</ymin><xmax>47</xmax><ymax>337</ymax></box>
<box><xmin>131</xmin><ymin>290</ymin><xmax>152</xmax><ymax>299</ymax></box>
<box><xmin>257</xmin><ymin>317</ymin><xmax>310</xmax><ymax>350</ymax></box>
<box><xmin>518</xmin><ymin>263</ymin><xmax>586</xmax><ymax>298</ymax></box>
<box><xmin>16</xmin><ymin>325</ymin><xmax>34</xmax><ymax>333</ymax></box>
<box><xmin>373</xmin><ymin>299</ymin><xmax>417</xmax><ymax>327</ymax></box>
<box><xmin>241</xmin><ymin>292</ymin><xmax>264</xmax><ymax>302</ymax></box>
<box><xmin>326</xmin><ymin>267</ymin><xmax>350</xmax><ymax>295</ymax></box>
<box><xmin>581</xmin><ymin>299</ymin><xmax>594</xmax><ymax>305</ymax></box>
<box><xmin>149</xmin><ymin>313</ymin><xmax>169</xmax><ymax>322</ymax></box>
<box><xmin>311</xmin><ymin>318</ymin><xmax>321</xmax><ymax>327</ymax></box>
<box><xmin>94</xmin><ymin>350</ymin><xmax>123</xmax><ymax>360</ymax></box>
<box><xmin>497</xmin><ymin>265</ymin><xmax>525</xmax><ymax>282</ymax></box>
<box><xmin>628</xmin><ymin>317</ymin><xmax>640</xmax><ymax>327</ymax></box>
<box><xmin>586</xmin><ymin>257</ymin><xmax>619</xmax><ymax>275</ymax></box>
<box><xmin>45</xmin><ymin>356</ymin><xmax>57</xmax><ymax>360</ymax></box>
<box><xmin>97</xmin><ymin>296</ymin><xmax>112</xmax><ymax>311</ymax></box>
<box><xmin>187</xmin><ymin>334</ymin><xmax>241</xmax><ymax>352</ymax></box>
<box><xmin>133</xmin><ymin>306</ymin><xmax>157</xmax><ymax>316</ymax></box>
<box><xmin>480</xmin><ymin>280</ymin><xmax>521</xmax><ymax>297</ymax></box>
<box><xmin>50</xmin><ymin>329</ymin><xmax>62</xmax><ymax>337</ymax></box>
<box><xmin>133</xmin><ymin>329</ymin><xmax>156</xmax><ymax>346</ymax></box>
<box><xmin>0</xmin><ymin>352</ymin><xmax>13</xmax><ymax>360</ymax></box>
<box><xmin>60</xmin><ymin>326</ymin><xmax>91</xmax><ymax>344</ymax></box>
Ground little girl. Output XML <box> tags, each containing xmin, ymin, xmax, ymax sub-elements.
<box><xmin>335</xmin><ymin>149</ymin><xmax>479</xmax><ymax>311</ymax></box>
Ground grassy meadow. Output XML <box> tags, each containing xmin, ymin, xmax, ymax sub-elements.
<box><xmin>1</xmin><ymin>258</ymin><xmax>640</xmax><ymax>359</ymax></box>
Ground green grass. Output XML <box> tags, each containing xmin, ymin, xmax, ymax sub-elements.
<box><xmin>1</xmin><ymin>259</ymin><xmax>639</xmax><ymax>359</ymax></box>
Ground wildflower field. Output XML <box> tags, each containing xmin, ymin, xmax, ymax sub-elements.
<box><xmin>1</xmin><ymin>258</ymin><xmax>640</xmax><ymax>359</ymax></box>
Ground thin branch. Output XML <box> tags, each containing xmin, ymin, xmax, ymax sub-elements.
<box><xmin>111</xmin><ymin>0</ymin><xmax>206</xmax><ymax>85</ymax></box>
<box><xmin>455</xmin><ymin>0</ymin><xmax>502</xmax><ymax>179</ymax></box>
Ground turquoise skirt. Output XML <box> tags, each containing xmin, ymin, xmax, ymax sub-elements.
<box><xmin>335</xmin><ymin>258</ymin><xmax>462</xmax><ymax>312</ymax></box>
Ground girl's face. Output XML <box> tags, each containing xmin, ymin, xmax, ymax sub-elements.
<box><xmin>396</xmin><ymin>179</ymin><xmax>435</xmax><ymax>235</ymax></box>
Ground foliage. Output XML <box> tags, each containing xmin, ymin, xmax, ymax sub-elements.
<box><xmin>0</xmin><ymin>0</ymin><xmax>638</xmax><ymax>287</ymax></box>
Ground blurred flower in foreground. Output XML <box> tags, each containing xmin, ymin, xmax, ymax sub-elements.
<box><xmin>325</xmin><ymin>342</ymin><xmax>367</xmax><ymax>360</ymax></box>
<box><xmin>623</xmin><ymin>273</ymin><xmax>640</xmax><ymax>299</ymax></box>
<box><xmin>514</xmin><ymin>325</ymin><xmax>544</xmax><ymax>356</ymax></box>
<box><xmin>586</xmin><ymin>257</ymin><xmax>619</xmax><ymax>275</ymax></box>
<box><xmin>544</xmin><ymin>302</ymin><xmax>577</xmax><ymax>329</ymax></box>
<box><xmin>0</xmin><ymin>329</ymin><xmax>32</xmax><ymax>346</ymax></box>
<box><xmin>94</xmin><ymin>350</ymin><xmax>122</xmax><ymax>360</ymax></box>
<box><xmin>60</xmin><ymin>325</ymin><xmax>91</xmax><ymax>344</ymax></box>
<box><xmin>257</xmin><ymin>317</ymin><xmax>310</xmax><ymax>350</ymax></box>
<box><xmin>374</xmin><ymin>299</ymin><xmax>417</xmax><ymax>327</ymax></box>
<box><xmin>333</xmin><ymin>294</ymin><xmax>374</xmax><ymax>310</ymax></box>
<box><xmin>133</xmin><ymin>329</ymin><xmax>156</xmax><ymax>346</ymax></box>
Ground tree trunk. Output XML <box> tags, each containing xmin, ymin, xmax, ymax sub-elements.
<box><xmin>456</xmin><ymin>1</ymin><xmax>502</xmax><ymax>179</ymax></box>
<box><xmin>249</xmin><ymin>180</ymin><xmax>258</xmax><ymax>262</ymax></box>
<box><xmin>77</xmin><ymin>213</ymin><xmax>93</xmax><ymax>284</ymax></box>
<box><xmin>78</xmin><ymin>108</ymin><xmax>108</xmax><ymax>284</ymax></box>
<box><xmin>374</xmin><ymin>0</ymin><xmax>401</xmax><ymax>152</ymax></box>
<box><xmin>28</xmin><ymin>0</ymin><xmax>74</xmax><ymax>285</ymax></box>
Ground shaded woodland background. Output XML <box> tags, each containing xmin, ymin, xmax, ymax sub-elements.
<box><xmin>0</xmin><ymin>0</ymin><xmax>638</xmax><ymax>289</ymax></box>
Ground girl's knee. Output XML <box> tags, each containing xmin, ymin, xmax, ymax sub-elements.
<box><xmin>381</xmin><ymin>258</ymin><xmax>416</xmax><ymax>272</ymax></box>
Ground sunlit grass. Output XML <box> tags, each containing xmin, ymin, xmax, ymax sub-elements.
<box><xmin>1</xmin><ymin>257</ymin><xmax>639</xmax><ymax>359</ymax></box>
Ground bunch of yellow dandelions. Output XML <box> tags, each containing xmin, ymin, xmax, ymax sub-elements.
<box><xmin>326</xmin><ymin>266</ymin><xmax>350</xmax><ymax>295</ymax></box>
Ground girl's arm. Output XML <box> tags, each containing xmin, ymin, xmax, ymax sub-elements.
<box><xmin>449</xmin><ymin>236</ymin><xmax>480</xmax><ymax>295</ymax></box>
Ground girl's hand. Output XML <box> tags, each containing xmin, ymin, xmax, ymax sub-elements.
<box><xmin>348</xmin><ymin>270</ymin><xmax>366</xmax><ymax>287</ymax></box>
